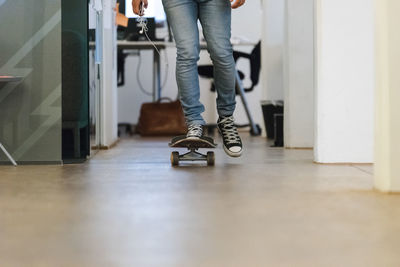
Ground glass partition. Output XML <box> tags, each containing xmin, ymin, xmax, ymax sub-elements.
<box><xmin>0</xmin><ymin>0</ymin><xmax>62</xmax><ymax>164</ymax></box>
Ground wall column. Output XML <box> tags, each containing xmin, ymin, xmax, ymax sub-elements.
<box><xmin>314</xmin><ymin>0</ymin><xmax>374</xmax><ymax>163</ymax></box>
<box><xmin>100</xmin><ymin>0</ymin><xmax>118</xmax><ymax>147</ymax></box>
<box><xmin>283</xmin><ymin>0</ymin><xmax>314</xmax><ymax>148</ymax></box>
<box><xmin>374</xmin><ymin>0</ymin><xmax>400</xmax><ymax>192</ymax></box>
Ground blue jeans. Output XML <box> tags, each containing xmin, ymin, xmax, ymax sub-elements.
<box><xmin>162</xmin><ymin>0</ymin><xmax>237</xmax><ymax>125</ymax></box>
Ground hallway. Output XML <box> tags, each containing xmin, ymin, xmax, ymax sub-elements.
<box><xmin>1</xmin><ymin>135</ymin><xmax>399</xmax><ymax>266</ymax></box>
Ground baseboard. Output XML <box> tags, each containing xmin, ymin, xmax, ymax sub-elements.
<box><xmin>99</xmin><ymin>138</ymin><xmax>120</xmax><ymax>150</ymax></box>
<box><xmin>0</xmin><ymin>161</ymin><xmax>63</xmax><ymax>166</ymax></box>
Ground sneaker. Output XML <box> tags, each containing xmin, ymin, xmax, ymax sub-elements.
<box><xmin>217</xmin><ymin>116</ymin><xmax>243</xmax><ymax>157</ymax></box>
<box><xmin>186</xmin><ymin>124</ymin><xmax>203</xmax><ymax>139</ymax></box>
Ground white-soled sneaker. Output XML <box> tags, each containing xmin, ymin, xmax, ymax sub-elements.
<box><xmin>186</xmin><ymin>124</ymin><xmax>203</xmax><ymax>139</ymax></box>
<box><xmin>217</xmin><ymin>116</ymin><xmax>243</xmax><ymax>157</ymax></box>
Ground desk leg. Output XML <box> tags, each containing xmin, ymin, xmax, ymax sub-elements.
<box><xmin>153</xmin><ymin>49</ymin><xmax>161</xmax><ymax>101</ymax></box>
<box><xmin>0</xmin><ymin>143</ymin><xmax>17</xmax><ymax>166</ymax></box>
<box><xmin>235</xmin><ymin>70</ymin><xmax>260</xmax><ymax>135</ymax></box>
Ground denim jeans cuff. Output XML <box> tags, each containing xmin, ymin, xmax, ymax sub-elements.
<box><xmin>186</xmin><ymin>119</ymin><xmax>206</xmax><ymax>126</ymax></box>
<box><xmin>217</xmin><ymin>111</ymin><xmax>234</xmax><ymax>118</ymax></box>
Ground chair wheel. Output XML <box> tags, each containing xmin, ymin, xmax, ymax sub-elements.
<box><xmin>171</xmin><ymin>151</ymin><xmax>179</xmax><ymax>166</ymax></box>
<box><xmin>207</xmin><ymin>151</ymin><xmax>215</xmax><ymax>166</ymax></box>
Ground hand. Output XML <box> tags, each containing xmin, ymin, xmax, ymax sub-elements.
<box><xmin>231</xmin><ymin>0</ymin><xmax>245</xmax><ymax>9</ymax></box>
<box><xmin>132</xmin><ymin>0</ymin><xmax>148</xmax><ymax>16</ymax></box>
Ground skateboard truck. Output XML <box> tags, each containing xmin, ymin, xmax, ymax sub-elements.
<box><xmin>169</xmin><ymin>135</ymin><xmax>217</xmax><ymax>166</ymax></box>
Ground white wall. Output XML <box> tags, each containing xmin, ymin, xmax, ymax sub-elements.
<box><xmin>374</xmin><ymin>0</ymin><xmax>400</xmax><ymax>192</ymax></box>
<box><xmin>118</xmin><ymin>47</ymin><xmax>177</xmax><ymax>124</ymax></box>
<box><xmin>119</xmin><ymin>1</ymin><xmax>265</xmax><ymax>134</ymax></box>
<box><xmin>261</xmin><ymin>0</ymin><xmax>285</xmax><ymax>101</ymax></box>
<box><xmin>283</xmin><ymin>0</ymin><xmax>314</xmax><ymax>148</ymax></box>
<box><xmin>314</xmin><ymin>0</ymin><xmax>374</xmax><ymax>163</ymax></box>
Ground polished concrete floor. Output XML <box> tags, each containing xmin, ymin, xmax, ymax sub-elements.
<box><xmin>1</xmin><ymin>134</ymin><xmax>399</xmax><ymax>267</ymax></box>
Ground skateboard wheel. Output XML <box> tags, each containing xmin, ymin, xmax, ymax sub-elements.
<box><xmin>207</xmin><ymin>151</ymin><xmax>215</xmax><ymax>166</ymax></box>
<box><xmin>171</xmin><ymin>151</ymin><xmax>179</xmax><ymax>166</ymax></box>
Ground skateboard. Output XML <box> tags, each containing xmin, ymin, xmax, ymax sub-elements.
<box><xmin>169</xmin><ymin>135</ymin><xmax>217</xmax><ymax>166</ymax></box>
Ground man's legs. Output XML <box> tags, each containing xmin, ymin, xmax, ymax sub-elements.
<box><xmin>162</xmin><ymin>0</ymin><xmax>205</xmax><ymax>126</ymax></box>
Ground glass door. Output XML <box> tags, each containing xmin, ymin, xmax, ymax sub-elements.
<box><xmin>62</xmin><ymin>0</ymin><xmax>90</xmax><ymax>162</ymax></box>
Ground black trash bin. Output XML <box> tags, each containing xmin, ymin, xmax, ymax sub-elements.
<box><xmin>261</xmin><ymin>101</ymin><xmax>275</xmax><ymax>139</ymax></box>
<box><xmin>273</xmin><ymin>113</ymin><xmax>284</xmax><ymax>147</ymax></box>
<box><xmin>261</xmin><ymin>100</ymin><xmax>284</xmax><ymax>140</ymax></box>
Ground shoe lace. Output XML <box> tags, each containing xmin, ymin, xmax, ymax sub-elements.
<box><xmin>187</xmin><ymin>124</ymin><xmax>203</xmax><ymax>137</ymax></box>
<box><xmin>219</xmin><ymin>116</ymin><xmax>241</xmax><ymax>144</ymax></box>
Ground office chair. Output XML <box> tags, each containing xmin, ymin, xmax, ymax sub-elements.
<box><xmin>118</xmin><ymin>49</ymin><xmax>129</xmax><ymax>86</ymax></box>
<box><xmin>198</xmin><ymin>41</ymin><xmax>262</xmax><ymax>136</ymax></box>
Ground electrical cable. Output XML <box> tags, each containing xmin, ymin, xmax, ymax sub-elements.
<box><xmin>159</xmin><ymin>49</ymin><xmax>169</xmax><ymax>90</ymax></box>
<box><xmin>137</xmin><ymin>16</ymin><xmax>170</xmax><ymax>94</ymax></box>
<box><xmin>136</xmin><ymin>50</ymin><xmax>153</xmax><ymax>96</ymax></box>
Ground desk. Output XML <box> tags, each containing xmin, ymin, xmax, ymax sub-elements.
<box><xmin>0</xmin><ymin>76</ymin><xmax>21</xmax><ymax>166</ymax></box>
<box><xmin>90</xmin><ymin>40</ymin><xmax>257</xmax><ymax>101</ymax></box>
<box><xmin>90</xmin><ymin>41</ymin><xmax>171</xmax><ymax>101</ymax></box>
<box><xmin>117</xmin><ymin>41</ymin><xmax>172</xmax><ymax>101</ymax></box>
<box><xmin>0</xmin><ymin>76</ymin><xmax>23</xmax><ymax>83</ymax></box>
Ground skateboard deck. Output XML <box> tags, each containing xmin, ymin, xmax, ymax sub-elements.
<box><xmin>169</xmin><ymin>135</ymin><xmax>217</xmax><ymax>149</ymax></box>
<box><xmin>169</xmin><ymin>135</ymin><xmax>217</xmax><ymax>166</ymax></box>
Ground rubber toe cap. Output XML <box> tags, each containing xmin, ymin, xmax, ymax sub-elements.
<box><xmin>229</xmin><ymin>146</ymin><xmax>242</xmax><ymax>153</ymax></box>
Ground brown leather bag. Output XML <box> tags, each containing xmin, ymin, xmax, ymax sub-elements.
<box><xmin>137</xmin><ymin>98</ymin><xmax>187</xmax><ymax>136</ymax></box>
